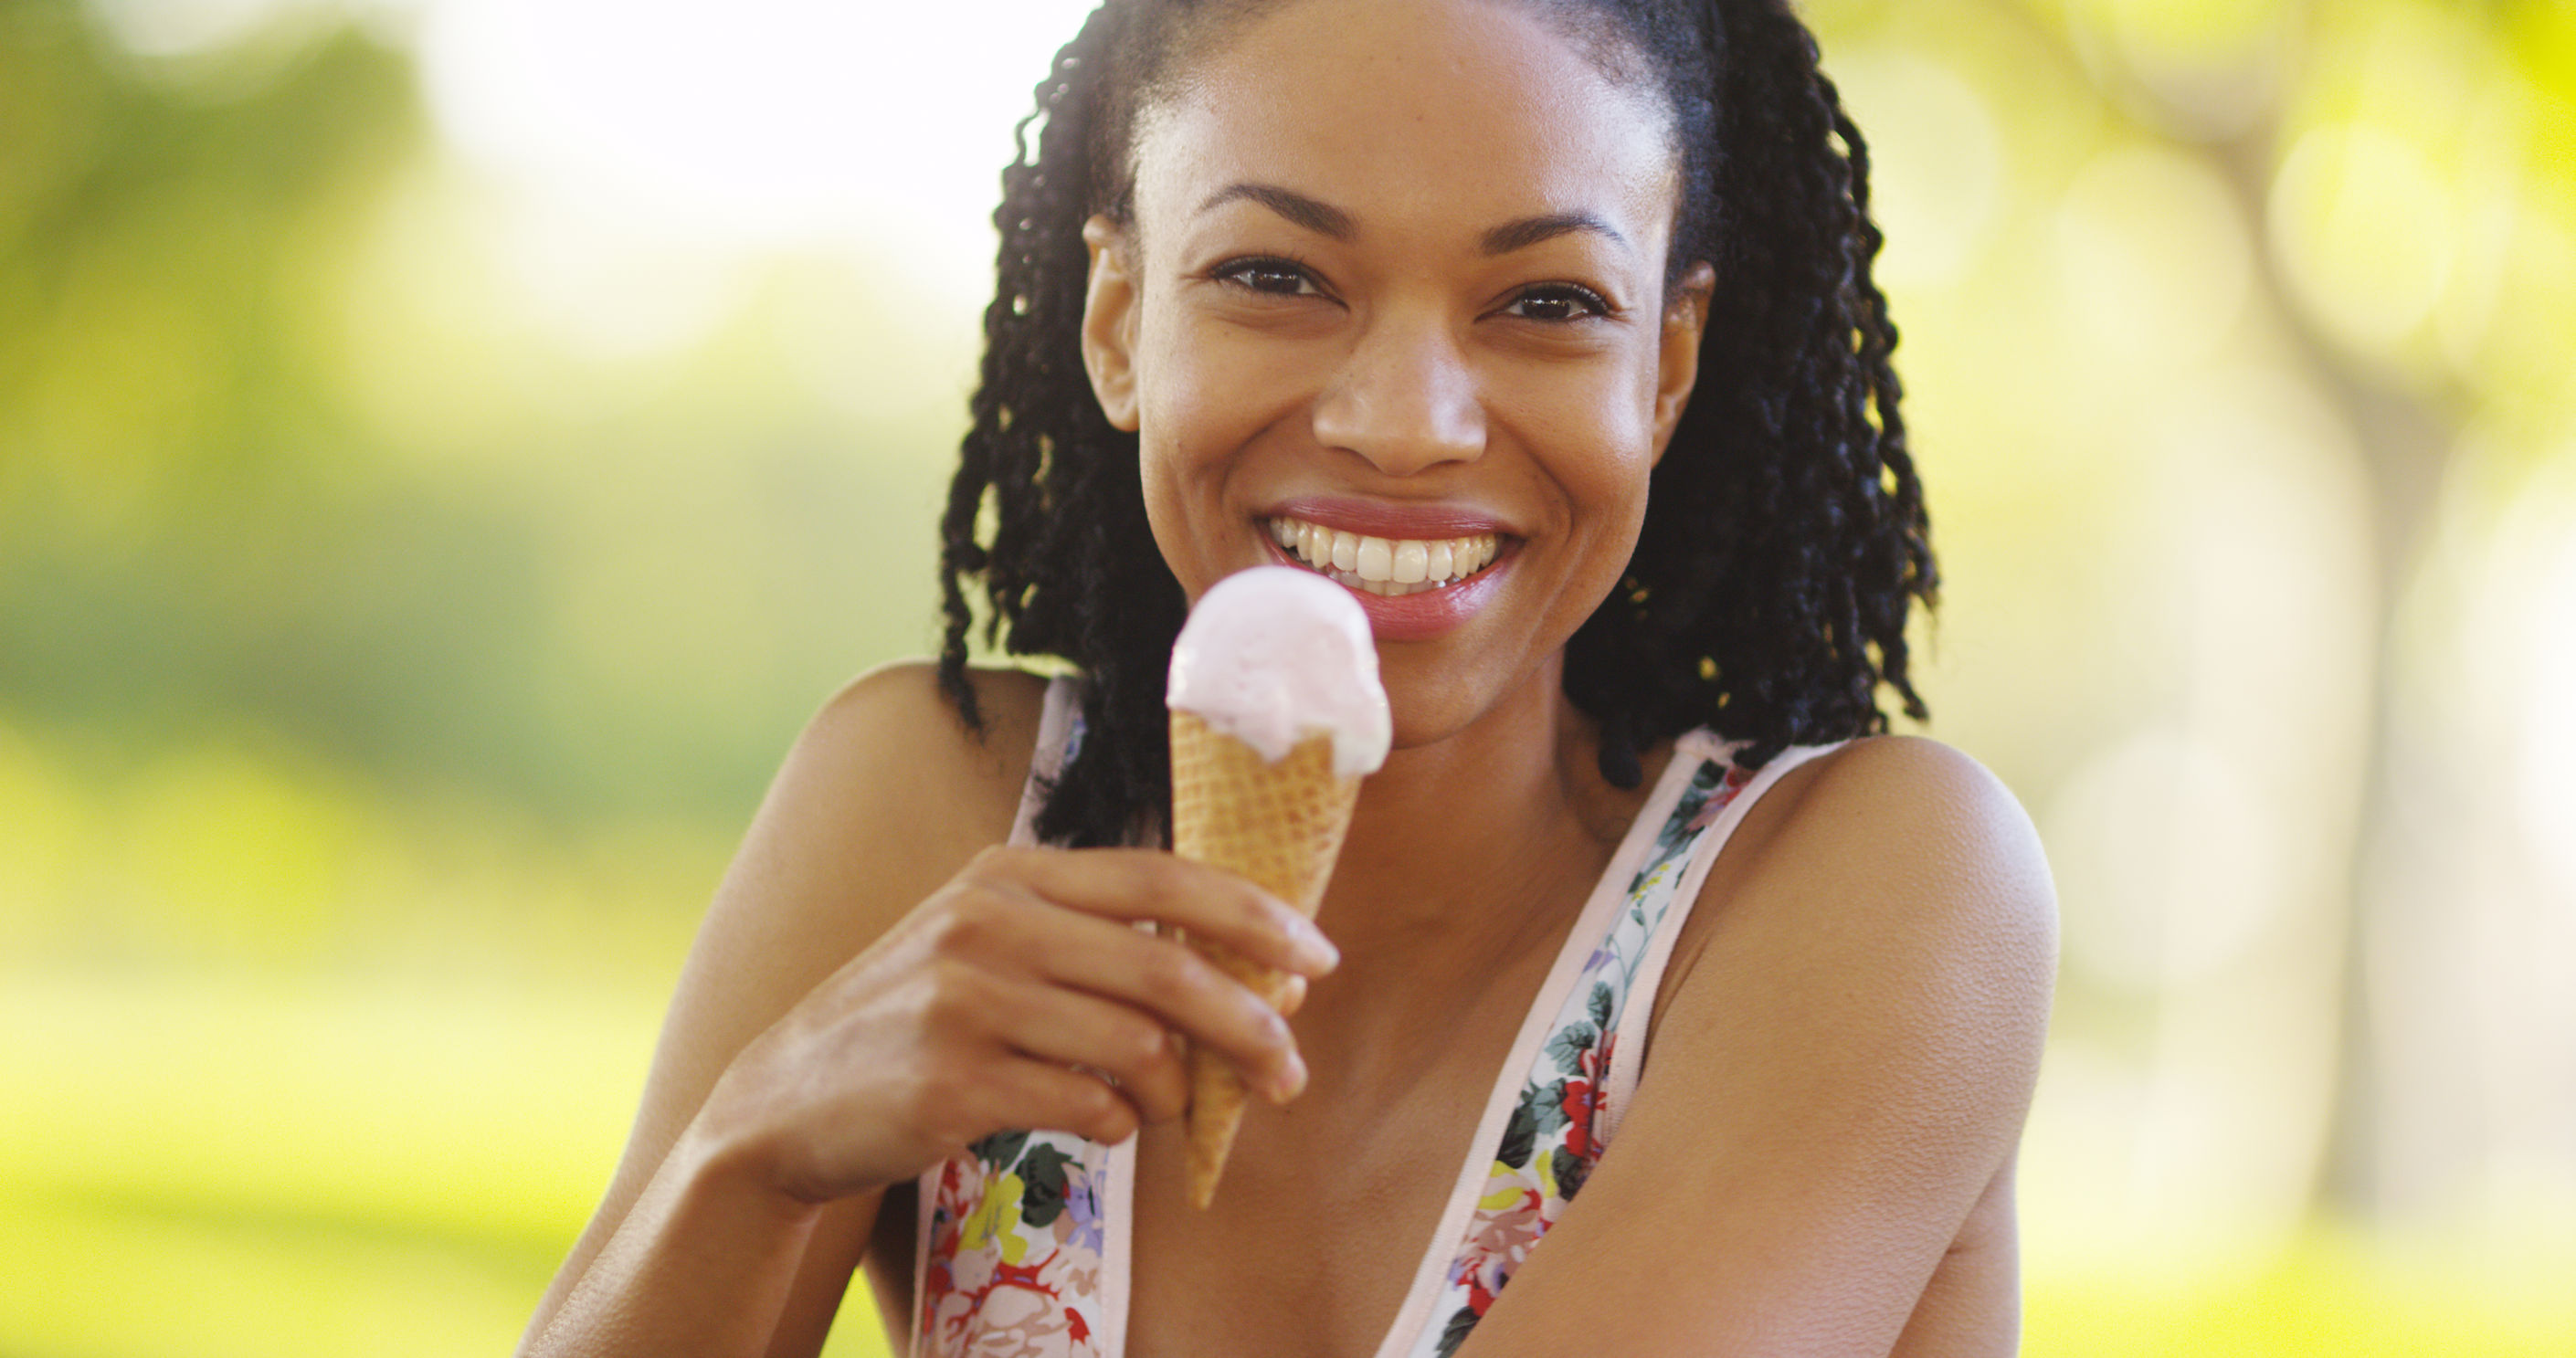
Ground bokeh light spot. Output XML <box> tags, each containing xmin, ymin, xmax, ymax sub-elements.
<box><xmin>2269</xmin><ymin>121</ymin><xmax>2455</xmax><ymax>353</ymax></box>
<box><xmin>2048</xmin><ymin>728</ymin><xmax>2287</xmax><ymax>992</ymax></box>
<box><xmin>1827</xmin><ymin>49</ymin><xmax>2002</xmax><ymax>289</ymax></box>
<box><xmin>2054</xmin><ymin>143</ymin><xmax>2253</xmax><ymax>366</ymax></box>
<box><xmin>86</xmin><ymin>0</ymin><xmax>315</xmax><ymax>57</ymax></box>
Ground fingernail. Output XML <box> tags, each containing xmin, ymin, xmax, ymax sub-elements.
<box><xmin>1294</xmin><ymin>921</ymin><xmax>1339</xmax><ymax>973</ymax></box>
<box><xmin>1272</xmin><ymin>1058</ymin><xmax>1308</xmax><ymax>1104</ymax></box>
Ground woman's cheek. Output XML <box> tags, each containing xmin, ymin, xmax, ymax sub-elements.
<box><xmin>1504</xmin><ymin>369</ymin><xmax>1660</xmax><ymax>491</ymax></box>
<box><xmin>1139</xmin><ymin>315</ymin><xmax>1314</xmax><ymax>455</ymax></box>
<box><xmin>1129</xmin><ymin>334</ymin><xmax>1283</xmax><ymax>595</ymax></box>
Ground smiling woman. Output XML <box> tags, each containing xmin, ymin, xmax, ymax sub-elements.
<box><xmin>1086</xmin><ymin>19</ymin><xmax>1693</xmax><ymax>679</ymax></box>
<box><xmin>515</xmin><ymin>3</ymin><xmax>2054</xmax><ymax>1357</ymax></box>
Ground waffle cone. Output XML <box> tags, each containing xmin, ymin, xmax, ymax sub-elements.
<box><xmin>1167</xmin><ymin>710</ymin><xmax>1363</xmax><ymax>1209</ymax></box>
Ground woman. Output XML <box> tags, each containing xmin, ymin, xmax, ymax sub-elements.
<box><xmin>519</xmin><ymin>0</ymin><xmax>2055</xmax><ymax>1353</ymax></box>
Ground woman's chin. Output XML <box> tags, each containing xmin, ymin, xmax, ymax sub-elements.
<box><xmin>1371</xmin><ymin>642</ymin><xmax>1568</xmax><ymax>765</ymax></box>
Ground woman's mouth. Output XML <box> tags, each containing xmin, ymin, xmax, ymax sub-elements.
<box><xmin>1263</xmin><ymin>517</ymin><xmax>1503</xmax><ymax>597</ymax></box>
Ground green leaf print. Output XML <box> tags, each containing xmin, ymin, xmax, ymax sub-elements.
<box><xmin>970</xmin><ymin>1130</ymin><xmax>1029</xmax><ymax>1172</ymax></box>
<box><xmin>1523</xmin><ymin>1079</ymin><xmax>1569</xmax><ymax>1135</ymax></box>
<box><xmin>1019</xmin><ymin>1142</ymin><xmax>1075</xmax><ymax>1226</ymax></box>
<box><xmin>1498</xmin><ymin>1099</ymin><xmax>1536</xmax><ymax>1169</ymax></box>
<box><xmin>1547</xmin><ymin>1024</ymin><xmax>1598</xmax><ymax>1076</ymax></box>
<box><xmin>1588</xmin><ymin>982</ymin><xmax>1615</xmax><ymax>1031</ymax></box>
<box><xmin>1435</xmin><ymin>1306</ymin><xmax>1480</xmax><ymax>1358</ymax></box>
<box><xmin>1556</xmin><ymin>1146</ymin><xmax>1593</xmax><ymax>1199</ymax></box>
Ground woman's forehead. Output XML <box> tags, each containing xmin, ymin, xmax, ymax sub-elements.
<box><xmin>1128</xmin><ymin>0</ymin><xmax>1680</xmax><ymax>254</ymax></box>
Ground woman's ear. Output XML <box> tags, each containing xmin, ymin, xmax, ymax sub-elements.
<box><xmin>1649</xmin><ymin>261</ymin><xmax>1716</xmax><ymax>465</ymax></box>
<box><xmin>1081</xmin><ymin>216</ymin><xmax>1143</xmax><ymax>433</ymax></box>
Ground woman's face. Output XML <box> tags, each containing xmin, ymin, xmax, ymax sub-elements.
<box><xmin>1081</xmin><ymin>0</ymin><xmax>1711</xmax><ymax>746</ymax></box>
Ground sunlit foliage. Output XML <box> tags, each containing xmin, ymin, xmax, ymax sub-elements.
<box><xmin>3</xmin><ymin>0</ymin><xmax>2572</xmax><ymax>1353</ymax></box>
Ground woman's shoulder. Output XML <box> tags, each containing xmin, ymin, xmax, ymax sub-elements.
<box><xmin>1720</xmin><ymin>733</ymin><xmax>2056</xmax><ymax>965</ymax></box>
<box><xmin>796</xmin><ymin>659</ymin><xmax>1053</xmax><ymax>836</ymax></box>
<box><xmin>714</xmin><ymin>661</ymin><xmax>1056</xmax><ymax>960</ymax></box>
<box><xmin>1663</xmin><ymin>732</ymin><xmax>2056</xmax><ymax>1076</ymax></box>
<box><xmin>1777</xmin><ymin>734</ymin><xmax>2049</xmax><ymax>908</ymax></box>
<box><xmin>1602</xmin><ymin>733</ymin><xmax>2054</xmax><ymax>1286</ymax></box>
<box><xmin>1536</xmin><ymin>732</ymin><xmax>2050</xmax><ymax>1350</ymax></box>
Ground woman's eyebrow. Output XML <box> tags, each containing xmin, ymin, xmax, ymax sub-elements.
<box><xmin>1192</xmin><ymin>184</ymin><xmax>1629</xmax><ymax>258</ymax></box>
<box><xmin>1481</xmin><ymin>212</ymin><xmax>1628</xmax><ymax>256</ymax></box>
<box><xmin>1195</xmin><ymin>183</ymin><xmax>1355</xmax><ymax>238</ymax></box>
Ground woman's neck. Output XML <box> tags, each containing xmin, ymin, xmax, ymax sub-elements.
<box><xmin>1315</xmin><ymin>651</ymin><xmax>1658</xmax><ymax>970</ymax></box>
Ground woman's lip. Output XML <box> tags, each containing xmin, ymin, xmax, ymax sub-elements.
<box><xmin>1260</xmin><ymin>536</ymin><xmax>1515</xmax><ymax>642</ymax></box>
<box><xmin>1262</xmin><ymin>496</ymin><xmax>1516</xmax><ymax>542</ymax></box>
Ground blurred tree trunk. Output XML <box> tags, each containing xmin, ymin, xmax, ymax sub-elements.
<box><xmin>1971</xmin><ymin>0</ymin><xmax>2469</xmax><ymax>1223</ymax></box>
<box><xmin>2206</xmin><ymin>110</ymin><xmax>2456</xmax><ymax>1226</ymax></box>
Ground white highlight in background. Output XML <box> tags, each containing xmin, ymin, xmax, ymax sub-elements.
<box><xmin>2517</xmin><ymin>511</ymin><xmax>2576</xmax><ymax>898</ymax></box>
<box><xmin>2048</xmin><ymin>729</ymin><xmax>2286</xmax><ymax>992</ymax></box>
<box><xmin>417</xmin><ymin>0</ymin><xmax>1098</xmax><ymax>270</ymax></box>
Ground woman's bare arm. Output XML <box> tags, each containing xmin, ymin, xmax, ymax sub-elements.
<box><xmin>515</xmin><ymin>663</ymin><xmax>1042</xmax><ymax>1355</ymax></box>
<box><xmin>516</xmin><ymin>662</ymin><xmax>1336</xmax><ymax>1358</ymax></box>
<box><xmin>1457</xmin><ymin>735</ymin><xmax>2058</xmax><ymax>1356</ymax></box>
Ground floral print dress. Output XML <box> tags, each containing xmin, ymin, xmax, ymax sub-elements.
<box><xmin>1399</xmin><ymin>751</ymin><xmax>1755</xmax><ymax>1358</ymax></box>
<box><xmin>911</xmin><ymin>680</ymin><xmax>1840</xmax><ymax>1358</ymax></box>
<box><xmin>916</xmin><ymin>1129</ymin><xmax>1120</xmax><ymax>1356</ymax></box>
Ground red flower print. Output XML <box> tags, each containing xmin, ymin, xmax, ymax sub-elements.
<box><xmin>938</xmin><ymin>1247</ymin><xmax>1067</xmax><ymax>1346</ymax></box>
<box><xmin>1559</xmin><ymin>1077</ymin><xmax>1598</xmax><ymax>1158</ymax></box>
<box><xmin>921</xmin><ymin>1262</ymin><xmax>953</xmax><ymax>1333</ymax></box>
<box><xmin>1068</xmin><ymin>1307</ymin><xmax>1091</xmax><ymax>1342</ymax></box>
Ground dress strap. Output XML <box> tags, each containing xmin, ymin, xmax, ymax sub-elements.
<box><xmin>1378</xmin><ymin>733</ymin><xmax>1848</xmax><ymax>1358</ymax></box>
<box><xmin>1007</xmin><ymin>676</ymin><xmax>1085</xmax><ymax>848</ymax></box>
<box><xmin>1365</xmin><ymin>734</ymin><xmax>1725</xmax><ymax>1358</ymax></box>
<box><xmin>913</xmin><ymin>674</ymin><xmax>1129</xmax><ymax>1358</ymax></box>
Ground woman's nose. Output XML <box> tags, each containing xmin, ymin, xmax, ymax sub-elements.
<box><xmin>1309</xmin><ymin>310</ymin><xmax>1485</xmax><ymax>476</ymax></box>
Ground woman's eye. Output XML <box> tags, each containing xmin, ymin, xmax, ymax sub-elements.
<box><xmin>1504</xmin><ymin>285</ymin><xmax>1610</xmax><ymax>323</ymax></box>
<box><xmin>1216</xmin><ymin>258</ymin><xmax>1321</xmax><ymax>297</ymax></box>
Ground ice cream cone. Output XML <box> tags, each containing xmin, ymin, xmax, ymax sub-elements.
<box><xmin>1168</xmin><ymin>709</ymin><xmax>1362</xmax><ymax>1209</ymax></box>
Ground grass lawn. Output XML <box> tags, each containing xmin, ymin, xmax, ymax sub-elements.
<box><xmin>5</xmin><ymin>971</ymin><xmax>2565</xmax><ymax>1357</ymax></box>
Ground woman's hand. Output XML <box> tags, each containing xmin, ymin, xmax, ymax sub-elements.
<box><xmin>686</xmin><ymin>843</ymin><xmax>1341</xmax><ymax>1207</ymax></box>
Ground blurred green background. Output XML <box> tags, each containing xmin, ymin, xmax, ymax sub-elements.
<box><xmin>2</xmin><ymin>0</ymin><xmax>2571</xmax><ymax>1353</ymax></box>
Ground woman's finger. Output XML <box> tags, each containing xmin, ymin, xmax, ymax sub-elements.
<box><xmin>962</xmin><ymin>845</ymin><xmax>1339</xmax><ymax>979</ymax></box>
<box><xmin>1010</xmin><ymin>910</ymin><xmax>1307</xmax><ymax>1101</ymax></box>
<box><xmin>910</xmin><ymin>887</ymin><xmax>1304</xmax><ymax>1105</ymax></box>
<box><xmin>977</xmin><ymin>978</ymin><xmax>1192</xmax><ymax>1125</ymax></box>
<box><xmin>979</xmin><ymin>1055</ymin><xmax>1142</xmax><ymax>1147</ymax></box>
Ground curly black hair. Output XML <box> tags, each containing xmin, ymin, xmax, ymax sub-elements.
<box><xmin>935</xmin><ymin>0</ymin><xmax>1934</xmax><ymax>849</ymax></box>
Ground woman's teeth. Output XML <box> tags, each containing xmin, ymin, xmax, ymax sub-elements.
<box><xmin>1265</xmin><ymin>518</ymin><xmax>1501</xmax><ymax>597</ymax></box>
